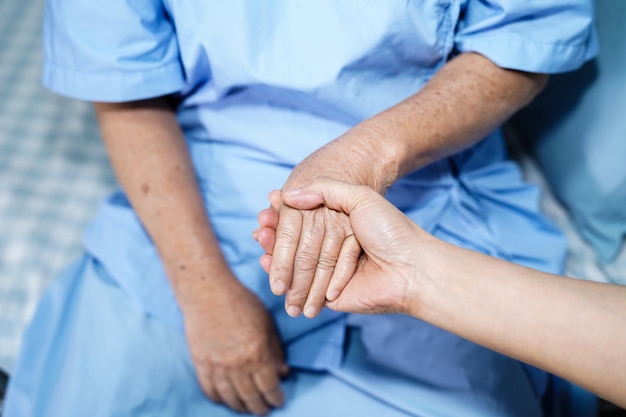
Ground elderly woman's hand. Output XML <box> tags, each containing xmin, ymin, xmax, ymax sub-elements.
<box><xmin>269</xmin><ymin>198</ymin><xmax>360</xmax><ymax>318</ymax></box>
<box><xmin>183</xmin><ymin>274</ymin><xmax>289</xmax><ymax>416</ymax></box>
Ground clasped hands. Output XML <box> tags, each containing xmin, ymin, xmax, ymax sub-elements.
<box><xmin>255</xmin><ymin>177</ymin><xmax>428</xmax><ymax>317</ymax></box>
<box><xmin>256</xmin><ymin>185</ymin><xmax>360</xmax><ymax>318</ymax></box>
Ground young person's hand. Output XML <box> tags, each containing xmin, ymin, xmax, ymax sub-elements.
<box><xmin>260</xmin><ymin>179</ymin><xmax>626</xmax><ymax>410</ymax></box>
<box><xmin>257</xmin><ymin>177</ymin><xmax>433</xmax><ymax>317</ymax></box>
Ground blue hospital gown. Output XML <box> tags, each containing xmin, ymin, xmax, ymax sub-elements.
<box><xmin>6</xmin><ymin>1</ymin><xmax>596</xmax><ymax>416</ymax></box>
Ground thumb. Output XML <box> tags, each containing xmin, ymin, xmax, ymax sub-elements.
<box><xmin>282</xmin><ymin>177</ymin><xmax>376</xmax><ymax>216</ymax></box>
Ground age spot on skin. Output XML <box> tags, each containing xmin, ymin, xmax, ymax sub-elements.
<box><xmin>141</xmin><ymin>183</ymin><xmax>150</xmax><ymax>195</ymax></box>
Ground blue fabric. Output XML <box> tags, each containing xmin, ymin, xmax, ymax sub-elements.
<box><xmin>513</xmin><ymin>0</ymin><xmax>626</xmax><ymax>263</ymax></box>
<box><xmin>4</xmin><ymin>257</ymin><xmax>542</xmax><ymax>417</ymax></box>
<box><xmin>10</xmin><ymin>1</ymin><xmax>598</xmax><ymax>415</ymax></box>
<box><xmin>43</xmin><ymin>0</ymin><xmax>185</xmax><ymax>102</ymax></box>
<box><xmin>455</xmin><ymin>0</ymin><xmax>597</xmax><ymax>73</ymax></box>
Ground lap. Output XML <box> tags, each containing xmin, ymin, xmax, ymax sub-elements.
<box><xmin>4</xmin><ymin>255</ymin><xmax>541</xmax><ymax>417</ymax></box>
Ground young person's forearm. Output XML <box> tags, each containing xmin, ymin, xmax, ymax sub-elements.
<box><xmin>94</xmin><ymin>98</ymin><xmax>234</xmax><ymax>307</ymax></box>
<box><xmin>416</xmin><ymin>240</ymin><xmax>626</xmax><ymax>407</ymax></box>
<box><xmin>270</xmin><ymin>178</ymin><xmax>626</xmax><ymax>405</ymax></box>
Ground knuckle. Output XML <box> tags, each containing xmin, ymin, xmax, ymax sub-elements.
<box><xmin>294</xmin><ymin>252</ymin><xmax>318</xmax><ymax>273</ymax></box>
<box><xmin>192</xmin><ymin>351</ymin><xmax>216</xmax><ymax>370</ymax></box>
<box><xmin>240</xmin><ymin>391</ymin><xmax>262</xmax><ymax>404</ymax></box>
<box><xmin>316</xmin><ymin>255</ymin><xmax>337</xmax><ymax>270</ymax></box>
<box><xmin>275</xmin><ymin>227</ymin><xmax>299</xmax><ymax>243</ymax></box>
<box><xmin>270</xmin><ymin>261</ymin><xmax>291</xmax><ymax>278</ymax></box>
<box><xmin>223</xmin><ymin>354</ymin><xmax>255</xmax><ymax>371</ymax></box>
<box><xmin>237</xmin><ymin>342</ymin><xmax>268</xmax><ymax>366</ymax></box>
<box><xmin>286</xmin><ymin>286</ymin><xmax>309</xmax><ymax>302</ymax></box>
<box><xmin>307</xmin><ymin>217</ymin><xmax>326</xmax><ymax>235</ymax></box>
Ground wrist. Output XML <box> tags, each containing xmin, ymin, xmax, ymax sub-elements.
<box><xmin>342</xmin><ymin>122</ymin><xmax>403</xmax><ymax>193</ymax></box>
<box><xmin>315</xmin><ymin>122</ymin><xmax>403</xmax><ymax>194</ymax></box>
<box><xmin>162</xmin><ymin>249</ymin><xmax>240</xmax><ymax>310</ymax></box>
<box><xmin>409</xmin><ymin>238</ymin><xmax>483</xmax><ymax>330</ymax></box>
<box><xmin>401</xmin><ymin>235</ymin><xmax>457</xmax><ymax>320</ymax></box>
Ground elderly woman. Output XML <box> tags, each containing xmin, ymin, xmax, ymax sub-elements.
<box><xmin>5</xmin><ymin>1</ymin><xmax>595</xmax><ymax>416</ymax></box>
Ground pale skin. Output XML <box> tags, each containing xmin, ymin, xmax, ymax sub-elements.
<box><xmin>255</xmin><ymin>177</ymin><xmax>626</xmax><ymax>409</ymax></box>
<box><xmin>271</xmin><ymin>52</ymin><xmax>547</xmax><ymax>319</ymax></box>
<box><xmin>93</xmin><ymin>52</ymin><xmax>545</xmax><ymax>415</ymax></box>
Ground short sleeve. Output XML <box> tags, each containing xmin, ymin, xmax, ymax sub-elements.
<box><xmin>42</xmin><ymin>0</ymin><xmax>185</xmax><ymax>102</ymax></box>
<box><xmin>455</xmin><ymin>0</ymin><xmax>598</xmax><ymax>74</ymax></box>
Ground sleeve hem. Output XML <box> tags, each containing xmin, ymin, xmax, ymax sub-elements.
<box><xmin>456</xmin><ymin>35</ymin><xmax>598</xmax><ymax>74</ymax></box>
<box><xmin>42</xmin><ymin>60</ymin><xmax>186</xmax><ymax>102</ymax></box>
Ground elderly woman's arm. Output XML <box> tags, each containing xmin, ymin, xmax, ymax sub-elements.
<box><xmin>271</xmin><ymin>52</ymin><xmax>547</xmax><ymax>318</ymax></box>
<box><xmin>94</xmin><ymin>98</ymin><xmax>288</xmax><ymax>417</ymax></box>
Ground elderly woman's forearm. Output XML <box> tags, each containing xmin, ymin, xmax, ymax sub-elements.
<box><xmin>93</xmin><ymin>98</ymin><xmax>236</xmax><ymax>307</ymax></box>
<box><xmin>353</xmin><ymin>52</ymin><xmax>548</xmax><ymax>184</ymax></box>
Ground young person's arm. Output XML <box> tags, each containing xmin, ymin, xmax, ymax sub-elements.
<box><xmin>94</xmin><ymin>97</ymin><xmax>287</xmax><ymax>416</ymax></box>
<box><xmin>257</xmin><ymin>178</ymin><xmax>626</xmax><ymax>408</ymax></box>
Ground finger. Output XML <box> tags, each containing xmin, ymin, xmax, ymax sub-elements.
<box><xmin>284</xmin><ymin>210</ymin><xmax>325</xmax><ymax>317</ymax></box>
<box><xmin>302</xmin><ymin>227</ymin><xmax>343</xmax><ymax>318</ymax></box>
<box><xmin>277</xmin><ymin>362</ymin><xmax>290</xmax><ymax>378</ymax></box>
<box><xmin>258</xmin><ymin>208</ymin><xmax>279</xmax><ymax>230</ymax></box>
<box><xmin>325</xmin><ymin>256</ymin><xmax>369</xmax><ymax>313</ymax></box>
<box><xmin>260</xmin><ymin>253</ymin><xmax>272</xmax><ymax>274</ymax></box>
<box><xmin>213</xmin><ymin>376</ymin><xmax>247</xmax><ymax>414</ymax></box>
<box><xmin>231</xmin><ymin>374</ymin><xmax>272</xmax><ymax>416</ymax></box>
<box><xmin>256</xmin><ymin>226</ymin><xmax>277</xmax><ymax>255</ymax></box>
<box><xmin>254</xmin><ymin>208</ymin><xmax>279</xmax><ymax>242</ymax></box>
<box><xmin>269</xmin><ymin>332</ymin><xmax>290</xmax><ymax>378</ymax></box>
<box><xmin>197</xmin><ymin>373</ymin><xmax>222</xmax><ymax>404</ymax></box>
<box><xmin>268</xmin><ymin>190</ymin><xmax>282</xmax><ymax>211</ymax></box>
<box><xmin>269</xmin><ymin>206</ymin><xmax>303</xmax><ymax>297</ymax></box>
<box><xmin>326</xmin><ymin>234</ymin><xmax>361</xmax><ymax>301</ymax></box>
<box><xmin>252</xmin><ymin>364</ymin><xmax>285</xmax><ymax>409</ymax></box>
<box><xmin>283</xmin><ymin>178</ymin><xmax>373</xmax><ymax>215</ymax></box>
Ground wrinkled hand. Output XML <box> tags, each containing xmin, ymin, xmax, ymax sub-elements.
<box><xmin>184</xmin><ymin>279</ymin><xmax>289</xmax><ymax>416</ymax></box>
<box><xmin>267</xmin><ymin>199</ymin><xmax>361</xmax><ymax>319</ymax></box>
<box><xmin>262</xmin><ymin>134</ymin><xmax>392</xmax><ymax>319</ymax></box>
<box><xmin>257</xmin><ymin>178</ymin><xmax>429</xmax><ymax>316</ymax></box>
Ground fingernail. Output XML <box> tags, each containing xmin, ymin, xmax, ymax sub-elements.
<box><xmin>327</xmin><ymin>289</ymin><xmax>340</xmax><ymax>301</ymax></box>
<box><xmin>283</xmin><ymin>188</ymin><xmax>301</xmax><ymax>196</ymax></box>
<box><xmin>303</xmin><ymin>305</ymin><xmax>317</xmax><ymax>318</ymax></box>
<box><xmin>272</xmin><ymin>280</ymin><xmax>285</xmax><ymax>295</ymax></box>
<box><xmin>286</xmin><ymin>305</ymin><xmax>302</xmax><ymax>317</ymax></box>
